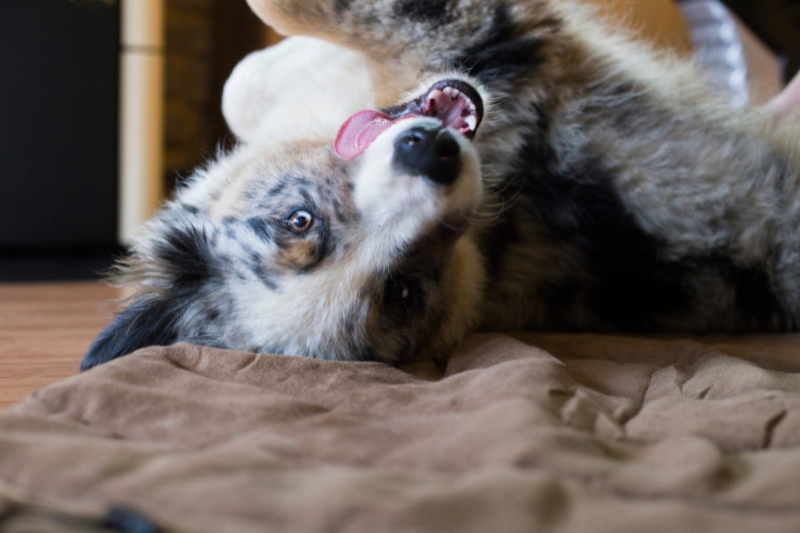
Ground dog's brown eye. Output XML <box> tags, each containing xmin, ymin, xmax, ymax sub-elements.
<box><xmin>287</xmin><ymin>210</ymin><xmax>315</xmax><ymax>233</ymax></box>
<box><xmin>386</xmin><ymin>278</ymin><xmax>410</xmax><ymax>302</ymax></box>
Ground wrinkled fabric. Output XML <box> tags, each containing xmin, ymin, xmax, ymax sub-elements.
<box><xmin>2</xmin><ymin>333</ymin><xmax>800</xmax><ymax>532</ymax></box>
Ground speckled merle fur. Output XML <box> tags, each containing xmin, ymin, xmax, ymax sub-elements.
<box><xmin>83</xmin><ymin>0</ymin><xmax>800</xmax><ymax>370</ymax></box>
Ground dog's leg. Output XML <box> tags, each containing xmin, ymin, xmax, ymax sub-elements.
<box><xmin>223</xmin><ymin>37</ymin><xmax>374</xmax><ymax>143</ymax></box>
<box><xmin>245</xmin><ymin>0</ymin><xmax>559</xmax><ymax>101</ymax></box>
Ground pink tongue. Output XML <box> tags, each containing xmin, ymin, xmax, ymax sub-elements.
<box><xmin>334</xmin><ymin>110</ymin><xmax>407</xmax><ymax>160</ymax></box>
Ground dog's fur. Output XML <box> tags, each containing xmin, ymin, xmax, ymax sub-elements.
<box><xmin>82</xmin><ymin>0</ymin><xmax>800</xmax><ymax>370</ymax></box>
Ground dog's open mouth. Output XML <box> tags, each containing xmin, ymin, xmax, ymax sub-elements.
<box><xmin>334</xmin><ymin>79</ymin><xmax>484</xmax><ymax>160</ymax></box>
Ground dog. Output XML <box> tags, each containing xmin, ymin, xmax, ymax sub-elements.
<box><xmin>82</xmin><ymin>0</ymin><xmax>800</xmax><ymax>370</ymax></box>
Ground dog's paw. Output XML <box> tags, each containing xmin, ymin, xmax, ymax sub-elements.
<box><xmin>222</xmin><ymin>36</ymin><xmax>374</xmax><ymax>145</ymax></box>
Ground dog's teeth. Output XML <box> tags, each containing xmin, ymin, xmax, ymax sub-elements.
<box><xmin>465</xmin><ymin>115</ymin><xmax>477</xmax><ymax>130</ymax></box>
<box><xmin>429</xmin><ymin>89</ymin><xmax>444</xmax><ymax>103</ymax></box>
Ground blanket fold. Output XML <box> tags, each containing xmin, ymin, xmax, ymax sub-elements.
<box><xmin>3</xmin><ymin>333</ymin><xmax>800</xmax><ymax>532</ymax></box>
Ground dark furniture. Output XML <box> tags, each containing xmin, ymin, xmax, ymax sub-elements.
<box><xmin>717</xmin><ymin>0</ymin><xmax>800</xmax><ymax>81</ymax></box>
<box><xmin>0</xmin><ymin>0</ymin><xmax>120</xmax><ymax>280</ymax></box>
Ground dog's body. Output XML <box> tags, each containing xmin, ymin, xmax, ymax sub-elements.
<box><xmin>83</xmin><ymin>0</ymin><xmax>800</xmax><ymax>370</ymax></box>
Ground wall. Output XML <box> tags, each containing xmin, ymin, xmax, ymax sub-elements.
<box><xmin>164</xmin><ymin>0</ymin><xmax>218</xmax><ymax>190</ymax></box>
<box><xmin>162</xmin><ymin>0</ymin><xmax>266</xmax><ymax>191</ymax></box>
<box><xmin>583</xmin><ymin>0</ymin><xmax>693</xmax><ymax>54</ymax></box>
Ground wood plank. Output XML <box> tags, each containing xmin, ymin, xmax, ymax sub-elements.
<box><xmin>0</xmin><ymin>282</ymin><xmax>117</xmax><ymax>408</ymax></box>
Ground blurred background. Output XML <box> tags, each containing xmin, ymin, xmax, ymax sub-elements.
<box><xmin>0</xmin><ymin>0</ymin><xmax>796</xmax><ymax>282</ymax></box>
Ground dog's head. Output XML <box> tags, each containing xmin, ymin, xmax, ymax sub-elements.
<box><xmin>82</xmin><ymin>78</ymin><xmax>488</xmax><ymax>370</ymax></box>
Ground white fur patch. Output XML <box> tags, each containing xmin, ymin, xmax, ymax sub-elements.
<box><xmin>353</xmin><ymin>117</ymin><xmax>483</xmax><ymax>253</ymax></box>
<box><xmin>223</xmin><ymin>36</ymin><xmax>375</xmax><ymax>144</ymax></box>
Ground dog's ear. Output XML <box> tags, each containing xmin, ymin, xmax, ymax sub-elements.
<box><xmin>80</xmin><ymin>295</ymin><xmax>180</xmax><ymax>371</ymax></box>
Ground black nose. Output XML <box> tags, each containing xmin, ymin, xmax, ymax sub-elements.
<box><xmin>392</xmin><ymin>125</ymin><xmax>462</xmax><ymax>186</ymax></box>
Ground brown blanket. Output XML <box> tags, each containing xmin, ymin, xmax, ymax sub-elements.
<box><xmin>2</xmin><ymin>333</ymin><xmax>800</xmax><ymax>532</ymax></box>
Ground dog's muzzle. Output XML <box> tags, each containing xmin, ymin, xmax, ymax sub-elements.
<box><xmin>334</xmin><ymin>79</ymin><xmax>484</xmax><ymax>161</ymax></box>
<box><xmin>393</xmin><ymin>124</ymin><xmax>462</xmax><ymax>186</ymax></box>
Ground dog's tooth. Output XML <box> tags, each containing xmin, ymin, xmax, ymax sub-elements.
<box><xmin>465</xmin><ymin>115</ymin><xmax>477</xmax><ymax>130</ymax></box>
<box><xmin>429</xmin><ymin>89</ymin><xmax>444</xmax><ymax>101</ymax></box>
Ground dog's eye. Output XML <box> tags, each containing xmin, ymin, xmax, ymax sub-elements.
<box><xmin>287</xmin><ymin>210</ymin><xmax>315</xmax><ymax>233</ymax></box>
<box><xmin>386</xmin><ymin>277</ymin><xmax>411</xmax><ymax>302</ymax></box>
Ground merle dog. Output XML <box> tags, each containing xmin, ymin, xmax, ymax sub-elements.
<box><xmin>82</xmin><ymin>0</ymin><xmax>800</xmax><ymax>370</ymax></box>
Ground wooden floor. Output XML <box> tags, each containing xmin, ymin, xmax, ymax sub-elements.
<box><xmin>0</xmin><ymin>282</ymin><xmax>117</xmax><ymax>408</ymax></box>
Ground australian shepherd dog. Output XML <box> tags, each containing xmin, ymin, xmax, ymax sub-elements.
<box><xmin>82</xmin><ymin>0</ymin><xmax>800</xmax><ymax>370</ymax></box>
